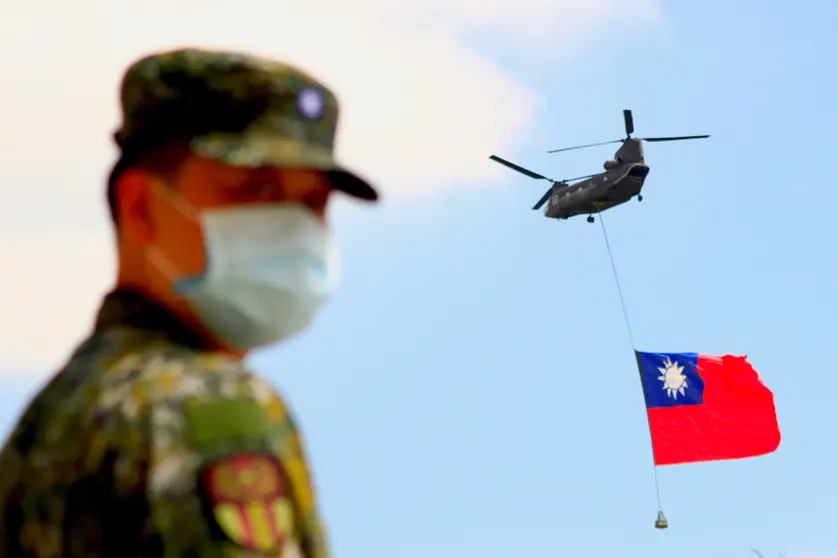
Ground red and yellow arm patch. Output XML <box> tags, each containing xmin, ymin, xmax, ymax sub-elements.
<box><xmin>199</xmin><ymin>452</ymin><xmax>296</xmax><ymax>554</ymax></box>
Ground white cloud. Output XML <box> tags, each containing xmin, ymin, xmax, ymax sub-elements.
<box><xmin>0</xmin><ymin>0</ymin><xmax>660</xmax><ymax>373</ymax></box>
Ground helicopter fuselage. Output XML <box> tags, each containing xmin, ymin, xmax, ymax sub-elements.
<box><xmin>543</xmin><ymin>162</ymin><xmax>650</xmax><ymax>220</ymax></box>
<box><xmin>488</xmin><ymin>113</ymin><xmax>708</xmax><ymax>222</ymax></box>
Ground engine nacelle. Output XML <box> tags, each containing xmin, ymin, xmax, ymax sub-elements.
<box><xmin>603</xmin><ymin>159</ymin><xmax>620</xmax><ymax>170</ymax></box>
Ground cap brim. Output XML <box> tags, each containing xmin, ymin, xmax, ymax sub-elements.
<box><xmin>325</xmin><ymin>169</ymin><xmax>378</xmax><ymax>201</ymax></box>
<box><xmin>190</xmin><ymin>133</ymin><xmax>378</xmax><ymax>201</ymax></box>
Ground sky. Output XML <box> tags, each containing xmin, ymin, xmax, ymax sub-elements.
<box><xmin>1</xmin><ymin>0</ymin><xmax>836</xmax><ymax>556</ymax></box>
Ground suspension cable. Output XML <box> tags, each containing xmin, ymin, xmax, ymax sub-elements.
<box><xmin>596</xmin><ymin>211</ymin><xmax>663</xmax><ymax>514</ymax></box>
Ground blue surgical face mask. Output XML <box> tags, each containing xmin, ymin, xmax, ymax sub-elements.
<box><xmin>150</xmin><ymin>198</ymin><xmax>340</xmax><ymax>351</ymax></box>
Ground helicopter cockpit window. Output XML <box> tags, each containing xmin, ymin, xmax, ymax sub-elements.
<box><xmin>628</xmin><ymin>166</ymin><xmax>650</xmax><ymax>178</ymax></box>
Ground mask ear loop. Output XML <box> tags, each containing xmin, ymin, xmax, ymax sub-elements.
<box><xmin>145</xmin><ymin>179</ymin><xmax>206</xmax><ymax>290</ymax></box>
<box><xmin>152</xmin><ymin>179</ymin><xmax>201</xmax><ymax>221</ymax></box>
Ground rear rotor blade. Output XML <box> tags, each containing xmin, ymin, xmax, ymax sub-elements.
<box><xmin>623</xmin><ymin>109</ymin><xmax>634</xmax><ymax>136</ymax></box>
<box><xmin>546</xmin><ymin>139</ymin><xmax>621</xmax><ymax>154</ymax></box>
<box><xmin>533</xmin><ymin>188</ymin><xmax>553</xmax><ymax>210</ymax></box>
<box><xmin>641</xmin><ymin>135</ymin><xmax>710</xmax><ymax>142</ymax></box>
<box><xmin>489</xmin><ymin>155</ymin><xmax>552</xmax><ymax>180</ymax></box>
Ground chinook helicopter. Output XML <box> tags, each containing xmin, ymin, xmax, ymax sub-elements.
<box><xmin>489</xmin><ymin>110</ymin><xmax>709</xmax><ymax>223</ymax></box>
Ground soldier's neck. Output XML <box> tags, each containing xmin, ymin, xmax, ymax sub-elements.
<box><xmin>112</xmin><ymin>277</ymin><xmax>246</xmax><ymax>360</ymax></box>
<box><xmin>114</xmin><ymin>237</ymin><xmax>246</xmax><ymax>359</ymax></box>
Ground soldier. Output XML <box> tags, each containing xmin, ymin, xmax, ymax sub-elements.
<box><xmin>0</xmin><ymin>47</ymin><xmax>377</xmax><ymax>556</ymax></box>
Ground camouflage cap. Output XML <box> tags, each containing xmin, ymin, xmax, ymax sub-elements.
<box><xmin>113</xmin><ymin>47</ymin><xmax>377</xmax><ymax>201</ymax></box>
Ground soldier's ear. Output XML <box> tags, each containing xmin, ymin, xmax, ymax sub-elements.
<box><xmin>114</xmin><ymin>169</ymin><xmax>155</xmax><ymax>244</ymax></box>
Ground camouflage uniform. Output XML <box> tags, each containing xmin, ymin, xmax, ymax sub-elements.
<box><xmin>0</xmin><ymin>48</ymin><xmax>376</xmax><ymax>557</ymax></box>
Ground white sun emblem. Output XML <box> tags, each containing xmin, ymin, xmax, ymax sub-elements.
<box><xmin>297</xmin><ymin>88</ymin><xmax>325</xmax><ymax>119</ymax></box>
<box><xmin>658</xmin><ymin>358</ymin><xmax>688</xmax><ymax>399</ymax></box>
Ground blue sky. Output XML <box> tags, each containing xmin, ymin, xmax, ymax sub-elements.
<box><xmin>2</xmin><ymin>0</ymin><xmax>836</xmax><ymax>557</ymax></box>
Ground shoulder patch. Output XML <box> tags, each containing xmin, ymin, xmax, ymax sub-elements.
<box><xmin>199</xmin><ymin>452</ymin><xmax>296</xmax><ymax>553</ymax></box>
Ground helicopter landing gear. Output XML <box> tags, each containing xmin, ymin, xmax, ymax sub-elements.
<box><xmin>638</xmin><ymin>194</ymin><xmax>643</xmax><ymax>202</ymax></box>
<box><xmin>587</xmin><ymin>215</ymin><xmax>595</xmax><ymax>223</ymax></box>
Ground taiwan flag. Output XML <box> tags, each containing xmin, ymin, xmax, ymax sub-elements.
<box><xmin>635</xmin><ymin>351</ymin><xmax>781</xmax><ymax>466</ymax></box>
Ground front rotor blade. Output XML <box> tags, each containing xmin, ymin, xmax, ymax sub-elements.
<box><xmin>623</xmin><ymin>109</ymin><xmax>634</xmax><ymax>136</ymax></box>
<box><xmin>546</xmin><ymin>139</ymin><xmax>621</xmax><ymax>154</ymax></box>
<box><xmin>489</xmin><ymin>155</ymin><xmax>551</xmax><ymax>180</ymax></box>
<box><xmin>562</xmin><ymin>173</ymin><xmax>599</xmax><ymax>182</ymax></box>
<box><xmin>641</xmin><ymin>135</ymin><xmax>710</xmax><ymax>142</ymax></box>
<box><xmin>533</xmin><ymin>188</ymin><xmax>553</xmax><ymax>210</ymax></box>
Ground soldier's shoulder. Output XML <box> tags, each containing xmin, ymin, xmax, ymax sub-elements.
<box><xmin>43</xmin><ymin>332</ymin><xmax>292</xmax><ymax>452</ymax></box>
<box><xmin>95</xmin><ymin>342</ymin><xmax>279</xmax><ymax>412</ymax></box>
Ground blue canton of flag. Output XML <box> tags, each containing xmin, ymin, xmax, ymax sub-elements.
<box><xmin>636</xmin><ymin>352</ymin><xmax>705</xmax><ymax>409</ymax></box>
